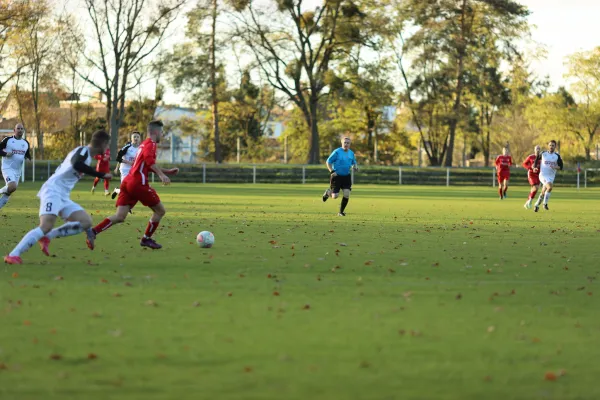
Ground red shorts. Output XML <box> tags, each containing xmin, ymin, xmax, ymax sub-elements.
<box><xmin>528</xmin><ymin>173</ymin><xmax>540</xmax><ymax>186</ymax></box>
<box><xmin>116</xmin><ymin>181</ymin><xmax>160</xmax><ymax>209</ymax></box>
<box><xmin>497</xmin><ymin>172</ymin><xmax>510</xmax><ymax>183</ymax></box>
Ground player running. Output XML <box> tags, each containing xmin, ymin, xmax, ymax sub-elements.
<box><xmin>0</xmin><ymin>123</ymin><xmax>31</xmax><ymax>210</ymax></box>
<box><xmin>87</xmin><ymin>120</ymin><xmax>179</xmax><ymax>250</ymax></box>
<box><xmin>4</xmin><ymin>130</ymin><xmax>111</xmax><ymax>265</ymax></box>
<box><xmin>494</xmin><ymin>146</ymin><xmax>513</xmax><ymax>199</ymax></box>
<box><xmin>91</xmin><ymin>147</ymin><xmax>111</xmax><ymax>196</ymax></box>
<box><xmin>533</xmin><ymin>140</ymin><xmax>563</xmax><ymax>212</ymax></box>
<box><xmin>322</xmin><ymin>136</ymin><xmax>358</xmax><ymax>216</ymax></box>
<box><xmin>522</xmin><ymin>145</ymin><xmax>542</xmax><ymax>209</ymax></box>
<box><xmin>111</xmin><ymin>131</ymin><xmax>141</xmax><ymax>199</ymax></box>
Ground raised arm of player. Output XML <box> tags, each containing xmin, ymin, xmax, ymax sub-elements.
<box><xmin>0</xmin><ymin>136</ymin><xmax>10</xmax><ymax>157</ymax></box>
<box><xmin>522</xmin><ymin>155</ymin><xmax>532</xmax><ymax>170</ymax></box>
<box><xmin>72</xmin><ymin>148</ymin><xmax>111</xmax><ymax>179</ymax></box>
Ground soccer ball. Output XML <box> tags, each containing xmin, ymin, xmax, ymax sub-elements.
<box><xmin>196</xmin><ymin>231</ymin><xmax>215</xmax><ymax>248</ymax></box>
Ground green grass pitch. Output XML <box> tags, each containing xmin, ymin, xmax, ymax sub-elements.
<box><xmin>1</xmin><ymin>182</ymin><xmax>599</xmax><ymax>400</ymax></box>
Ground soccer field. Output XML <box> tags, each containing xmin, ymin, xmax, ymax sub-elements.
<box><xmin>1</xmin><ymin>183</ymin><xmax>599</xmax><ymax>400</ymax></box>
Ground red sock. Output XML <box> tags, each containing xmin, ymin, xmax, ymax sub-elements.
<box><xmin>93</xmin><ymin>218</ymin><xmax>113</xmax><ymax>234</ymax></box>
<box><xmin>104</xmin><ymin>179</ymin><xmax>109</xmax><ymax>191</ymax></box>
<box><xmin>529</xmin><ymin>189</ymin><xmax>537</xmax><ymax>199</ymax></box>
<box><xmin>144</xmin><ymin>220</ymin><xmax>160</xmax><ymax>238</ymax></box>
<box><xmin>92</xmin><ymin>177</ymin><xmax>100</xmax><ymax>188</ymax></box>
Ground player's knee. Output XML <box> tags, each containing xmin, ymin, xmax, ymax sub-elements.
<box><xmin>343</xmin><ymin>190</ymin><xmax>350</xmax><ymax>198</ymax></box>
<box><xmin>331</xmin><ymin>193</ymin><xmax>339</xmax><ymax>199</ymax></box>
<box><xmin>7</xmin><ymin>183</ymin><xmax>17</xmax><ymax>193</ymax></box>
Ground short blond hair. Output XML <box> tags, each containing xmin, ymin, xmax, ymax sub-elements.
<box><xmin>341</xmin><ymin>136</ymin><xmax>351</xmax><ymax>142</ymax></box>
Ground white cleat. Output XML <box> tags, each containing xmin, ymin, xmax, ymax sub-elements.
<box><xmin>524</xmin><ymin>201</ymin><xmax>531</xmax><ymax>209</ymax></box>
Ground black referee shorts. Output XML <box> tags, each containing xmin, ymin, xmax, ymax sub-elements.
<box><xmin>330</xmin><ymin>174</ymin><xmax>352</xmax><ymax>193</ymax></box>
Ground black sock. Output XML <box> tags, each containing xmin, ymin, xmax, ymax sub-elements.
<box><xmin>340</xmin><ymin>197</ymin><xmax>349</xmax><ymax>213</ymax></box>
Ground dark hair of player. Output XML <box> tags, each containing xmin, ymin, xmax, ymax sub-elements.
<box><xmin>91</xmin><ymin>130</ymin><xmax>110</xmax><ymax>147</ymax></box>
<box><xmin>147</xmin><ymin>120</ymin><xmax>164</xmax><ymax>131</ymax></box>
<box><xmin>549</xmin><ymin>140</ymin><xmax>557</xmax><ymax>145</ymax></box>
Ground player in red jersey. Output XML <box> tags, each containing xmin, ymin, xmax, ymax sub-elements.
<box><xmin>91</xmin><ymin>147</ymin><xmax>111</xmax><ymax>196</ymax></box>
<box><xmin>522</xmin><ymin>145</ymin><xmax>542</xmax><ymax>209</ymax></box>
<box><xmin>86</xmin><ymin>120</ymin><xmax>179</xmax><ymax>250</ymax></box>
<box><xmin>494</xmin><ymin>146</ymin><xmax>513</xmax><ymax>199</ymax></box>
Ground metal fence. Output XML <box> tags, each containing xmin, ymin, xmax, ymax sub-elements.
<box><xmin>17</xmin><ymin>161</ymin><xmax>600</xmax><ymax>188</ymax></box>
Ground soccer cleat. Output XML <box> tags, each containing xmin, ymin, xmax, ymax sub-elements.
<box><xmin>338</xmin><ymin>212</ymin><xmax>346</xmax><ymax>217</ymax></box>
<box><xmin>104</xmin><ymin>190</ymin><xmax>110</xmax><ymax>196</ymax></box>
<box><xmin>534</xmin><ymin>205</ymin><xmax>539</xmax><ymax>212</ymax></box>
<box><xmin>544</xmin><ymin>204</ymin><xmax>549</xmax><ymax>211</ymax></box>
<box><xmin>111</xmin><ymin>190</ymin><xmax>118</xmax><ymax>200</ymax></box>
<box><xmin>4</xmin><ymin>255</ymin><xmax>22</xmax><ymax>264</ymax></box>
<box><xmin>39</xmin><ymin>237</ymin><xmax>50</xmax><ymax>256</ymax></box>
<box><xmin>140</xmin><ymin>237</ymin><xmax>162</xmax><ymax>249</ymax></box>
<box><xmin>322</xmin><ymin>189</ymin><xmax>330</xmax><ymax>202</ymax></box>
<box><xmin>86</xmin><ymin>228</ymin><xmax>96</xmax><ymax>250</ymax></box>
<box><xmin>524</xmin><ymin>201</ymin><xmax>531</xmax><ymax>209</ymax></box>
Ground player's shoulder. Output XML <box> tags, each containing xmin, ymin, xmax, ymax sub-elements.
<box><xmin>0</xmin><ymin>136</ymin><xmax>12</xmax><ymax>143</ymax></box>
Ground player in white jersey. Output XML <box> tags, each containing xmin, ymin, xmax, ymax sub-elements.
<box><xmin>0</xmin><ymin>123</ymin><xmax>31</xmax><ymax>209</ymax></box>
<box><xmin>534</xmin><ymin>140</ymin><xmax>563</xmax><ymax>212</ymax></box>
<box><xmin>4</xmin><ymin>130</ymin><xmax>112</xmax><ymax>265</ymax></box>
<box><xmin>111</xmin><ymin>131</ymin><xmax>141</xmax><ymax>199</ymax></box>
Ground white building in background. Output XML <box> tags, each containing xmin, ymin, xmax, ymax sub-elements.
<box><xmin>153</xmin><ymin>105</ymin><xmax>208</xmax><ymax>163</ymax></box>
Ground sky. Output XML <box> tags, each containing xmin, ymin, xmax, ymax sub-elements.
<box><xmin>519</xmin><ymin>0</ymin><xmax>600</xmax><ymax>87</ymax></box>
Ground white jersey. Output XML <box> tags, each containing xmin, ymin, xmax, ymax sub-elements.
<box><xmin>539</xmin><ymin>151</ymin><xmax>563</xmax><ymax>180</ymax></box>
<box><xmin>40</xmin><ymin>146</ymin><xmax>92</xmax><ymax>196</ymax></box>
<box><xmin>0</xmin><ymin>136</ymin><xmax>31</xmax><ymax>171</ymax></box>
<box><xmin>117</xmin><ymin>143</ymin><xmax>140</xmax><ymax>178</ymax></box>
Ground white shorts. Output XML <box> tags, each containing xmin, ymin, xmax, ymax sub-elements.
<box><xmin>38</xmin><ymin>191</ymin><xmax>84</xmax><ymax>219</ymax></box>
<box><xmin>2</xmin><ymin>168</ymin><xmax>20</xmax><ymax>186</ymax></box>
<box><xmin>540</xmin><ymin>174</ymin><xmax>555</xmax><ymax>185</ymax></box>
<box><xmin>119</xmin><ymin>169</ymin><xmax>131</xmax><ymax>183</ymax></box>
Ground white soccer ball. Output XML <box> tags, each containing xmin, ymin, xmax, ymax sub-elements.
<box><xmin>196</xmin><ymin>231</ymin><xmax>215</xmax><ymax>248</ymax></box>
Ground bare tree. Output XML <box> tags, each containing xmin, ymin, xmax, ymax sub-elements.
<box><xmin>234</xmin><ymin>0</ymin><xmax>365</xmax><ymax>164</ymax></box>
<box><xmin>68</xmin><ymin>0</ymin><xmax>185</xmax><ymax>156</ymax></box>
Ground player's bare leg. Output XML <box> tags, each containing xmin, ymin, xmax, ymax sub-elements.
<box><xmin>39</xmin><ymin>211</ymin><xmax>93</xmax><ymax>256</ymax></box>
<box><xmin>0</xmin><ymin>181</ymin><xmax>17</xmax><ymax>209</ymax></box>
<box><xmin>338</xmin><ymin>189</ymin><xmax>350</xmax><ymax>216</ymax></box>
<box><xmin>497</xmin><ymin>178</ymin><xmax>503</xmax><ymax>199</ymax></box>
<box><xmin>502</xmin><ymin>179</ymin><xmax>509</xmax><ymax>198</ymax></box>
<box><xmin>103</xmin><ymin>178</ymin><xmax>110</xmax><ymax>196</ymax></box>
<box><xmin>4</xmin><ymin>215</ymin><xmax>57</xmax><ymax>264</ymax></box>
<box><xmin>524</xmin><ymin>184</ymin><xmax>539</xmax><ymax>209</ymax></box>
<box><xmin>91</xmin><ymin>177</ymin><xmax>100</xmax><ymax>193</ymax></box>
<box><xmin>542</xmin><ymin>182</ymin><xmax>553</xmax><ymax>210</ymax></box>
<box><xmin>87</xmin><ymin>205</ymin><xmax>131</xmax><ymax>250</ymax></box>
<box><xmin>534</xmin><ymin>185</ymin><xmax>547</xmax><ymax>212</ymax></box>
<box><xmin>140</xmin><ymin>202</ymin><xmax>166</xmax><ymax>249</ymax></box>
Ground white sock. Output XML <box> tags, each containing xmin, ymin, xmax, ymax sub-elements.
<box><xmin>543</xmin><ymin>191</ymin><xmax>551</xmax><ymax>205</ymax></box>
<box><xmin>114</xmin><ymin>188</ymin><xmax>120</xmax><ymax>193</ymax></box>
<box><xmin>46</xmin><ymin>222</ymin><xmax>84</xmax><ymax>240</ymax></box>
<box><xmin>0</xmin><ymin>193</ymin><xmax>9</xmax><ymax>209</ymax></box>
<box><xmin>0</xmin><ymin>185</ymin><xmax>7</xmax><ymax>194</ymax></box>
<box><xmin>534</xmin><ymin>192</ymin><xmax>544</xmax><ymax>206</ymax></box>
<box><xmin>9</xmin><ymin>227</ymin><xmax>45</xmax><ymax>257</ymax></box>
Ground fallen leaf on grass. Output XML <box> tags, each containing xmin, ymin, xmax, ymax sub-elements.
<box><xmin>11</xmin><ymin>272</ymin><xmax>18</xmax><ymax>278</ymax></box>
<box><xmin>227</xmin><ymin>292</ymin><xmax>233</xmax><ymax>297</ymax></box>
<box><xmin>23</xmin><ymin>320</ymin><xmax>31</xmax><ymax>326</ymax></box>
<box><xmin>49</xmin><ymin>354</ymin><xmax>62</xmax><ymax>360</ymax></box>
<box><xmin>100</xmin><ymin>278</ymin><xmax>108</xmax><ymax>284</ymax></box>
<box><xmin>273</xmin><ymin>291</ymin><xmax>280</xmax><ymax>296</ymax></box>
<box><xmin>302</xmin><ymin>304</ymin><xmax>311</xmax><ymax>310</ymax></box>
<box><xmin>456</xmin><ymin>293</ymin><xmax>462</xmax><ymax>300</ymax></box>
<box><xmin>192</xmin><ymin>301</ymin><xmax>201</xmax><ymax>307</ymax></box>
<box><xmin>87</xmin><ymin>353</ymin><xmax>98</xmax><ymax>360</ymax></box>
<box><xmin>244</xmin><ymin>366</ymin><xmax>253</xmax><ymax>373</ymax></box>
<box><xmin>145</xmin><ymin>300</ymin><xmax>158</xmax><ymax>307</ymax></box>
<box><xmin>487</xmin><ymin>326</ymin><xmax>495</xmax><ymax>333</ymax></box>
<box><xmin>54</xmin><ymin>276</ymin><xmax>63</xmax><ymax>281</ymax></box>
<box><xmin>0</xmin><ymin>363</ymin><xmax>7</xmax><ymax>370</ymax></box>
<box><xmin>544</xmin><ymin>372</ymin><xmax>557</xmax><ymax>381</ymax></box>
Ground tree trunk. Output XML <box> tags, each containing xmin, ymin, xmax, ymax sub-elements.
<box><xmin>445</xmin><ymin>0</ymin><xmax>469</xmax><ymax>167</ymax></box>
<box><xmin>210</xmin><ymin>0</ymin><xmax>222</xmax><ymax>163</ymax></box>
<box><xmin>308</xmin><ymin>97</ymin><xmax>320</xmax><ymax>164</ymax></box>
<box><xmin>109</xmin><ymin>69</ymin><xmax>120</xmax><ymax>158</ymax></box>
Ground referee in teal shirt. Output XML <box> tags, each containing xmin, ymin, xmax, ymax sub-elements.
<box><xmin>322</xmin><ymin>136</ymin><xmax>358</xmax><ymax>216</ymax></box>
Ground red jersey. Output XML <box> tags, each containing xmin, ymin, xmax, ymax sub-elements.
<box><xmin>495</xmin><ymin>155</ymin><xmax>513</xmax><ymax>173</ymax></box>
<box><xmin>522</xmin><ymin>154</ymin><xmax>541</xmax><ymax>175</ymax></box>
<box><xmin>125</xmin><ymin>138</ymin><xmax>156</xmax><ymax>186</ymax></box>
<box><xmin>95</xmin><ymin>148</ymin><xmax>110</xmax><ymax>172</ymax></box>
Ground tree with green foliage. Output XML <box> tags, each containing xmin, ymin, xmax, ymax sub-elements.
<box><xmin>396</xmin><ymin>0</ymin><xmax>529</xmax><ymax>166</ymax></box>
<box><xmin>234</xmin><ymin>0</ymin><xmax>369</xmax><ymax>164</ymax></box>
